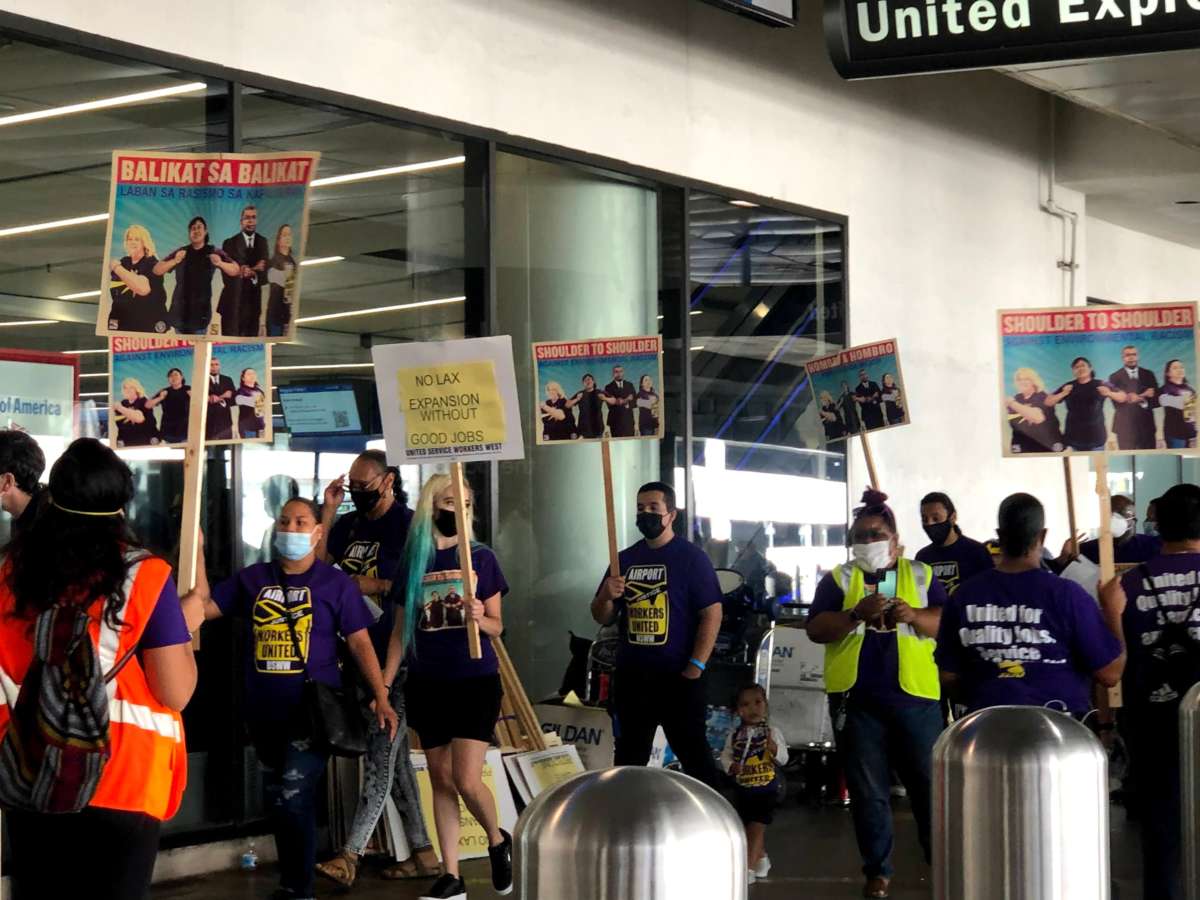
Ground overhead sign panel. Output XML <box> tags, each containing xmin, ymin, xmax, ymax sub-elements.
<box><xmin>825</xmin><ymin>0</ymin><xmax>1200</xmax><ymax>79</ymax></box>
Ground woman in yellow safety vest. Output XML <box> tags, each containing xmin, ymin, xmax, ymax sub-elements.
<box><xmin>805</xmin><ymin>489</ymin><xmax>944</xmax><ymax>900</ymax></box>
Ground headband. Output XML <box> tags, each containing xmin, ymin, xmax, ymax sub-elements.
<box><xmin>52</xmin><ymin>501</ymin><xmax>123</xmax><ymax>517</ymax></box>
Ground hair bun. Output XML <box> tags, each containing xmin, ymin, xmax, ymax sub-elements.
<box><xmin>861</xmin><ymin>488</ymin><xmax>889</xmax><ymax>507</ymax></box>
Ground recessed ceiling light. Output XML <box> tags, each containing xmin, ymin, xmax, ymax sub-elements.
<box><xmin>0</xmin><ymin>319</ymin><xmax>56</xmax><ymax>327</ymax></box>
<box><xmin>0</xmin><ymin>212</ymin><xmax>108</xmax><ymax>239</ymax></box>
<box><xmin>0</xmin><ymin>81</ymin><xmax>206</xmax><ymax>128</ymax></box>
<box><xmin>296</xmin><ymin>295</ymin><xmax>465</xmax><ymax>324</ymax></box>
<box><xmin>311</xmin><ymin>156</ymin><xmax>466</xmax><ymax>188</ymax></box>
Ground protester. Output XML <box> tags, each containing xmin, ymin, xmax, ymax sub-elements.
<box><xmin>384</xmin><ymin>474</ymin><xmax>512</xmax><ymax>900</ymax></box>
<box><xmin>591</xmin><ymin>481</ymin><xmax>725</xmax><ymax>789</ymax></box>
<box><xmin>805</xmin><ymin>489</ymin><xmax>943</xmax><ymax>900</ymax></box>
<box><xmin>936</xmin><ymin>493</ymin><xmax>1124</xmax><ymax>716</ymax></box>
<box><xmin>1099</xmin><ymin>483</ymin><xmax>1200</xmax><ymax>900</ymax></box>
<box><xmin>1144</xmin><ymin>498</ymin><xmax>1160</xmax><ymax>537</ymax></box>
<box><xmin>1076</xmin><ymin>495</ymin><xmax>1161</xmax><ymax>565</ymax></box>
<box><xmin>720</xmin><ymin>684</ymin><xmax>789</xmax><ymax>885</ymax></box>
<box><xmin>0</xmin><ymin>430</ymin><xmax>45</xmax><ymax>536</ymax></box>
<box><xmin>191</xmin><ymin>497</ymin><xmax>398</xmax><ymax>900</ymax></box>
<box><xmin>1108</xmin><ymin>344</ymin><xmax>1159</xmax><ymax>451</ymax></box>
<box><xmin>914</xmin><ymin>492</ymin><xmax>994</xmax><ymax>596</ymax></box>
<box><xmin>316</xmin><ymin>452</ymin><xmax>436</xmax><ymax>887</ymax></box>
<box><xmin>0</xmin><ymin>438</ymin><xmax>199</xmax><ymax>900</ymax></box>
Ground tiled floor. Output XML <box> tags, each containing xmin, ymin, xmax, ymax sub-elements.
<box><xmin>155</xmin><ymin>798</ymin><xmax>1147</xmax><ymax>899</ymax></box>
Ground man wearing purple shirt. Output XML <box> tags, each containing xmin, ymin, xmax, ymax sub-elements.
<box><xmin>1076</xmin><ymin>494</ymin><xmax>1161</xmax><ymax>567</ymax></box>
<box><xmin>1101</xmin><ymin>483</ymin><xmax>1200</xmax><ymax>900</ymax></box>
<box><xmin>937</xmin><ymin>493</ymin><xmax>1124</xmax><ymax>717</ymax></box>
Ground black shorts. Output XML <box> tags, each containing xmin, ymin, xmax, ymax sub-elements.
<box><xmin>405</xmin><ymin>671</ymin><xmax>502</xmax><ymax>749</ymax></box>
<box><xmin>734</xmin><ymin>787</ymin><xmax>778</xmax><ymax>825</ymax></box>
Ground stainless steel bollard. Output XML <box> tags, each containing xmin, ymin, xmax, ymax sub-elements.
<box><xmin>933</xmin><ymin>706</ymin><xmax>1109</xmax><ymax>900</ymax></box>
<box><xmin>514</xmin><ymin>766</ymin><xmax>747</xmax><ymax>900</ymax></box>
<box><xmin>1182</xmin><ymin>683</ymin><xmax>1200</xmax><ymax>900</ymax></box>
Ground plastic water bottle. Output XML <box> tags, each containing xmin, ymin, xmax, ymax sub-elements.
<box><xmin>240</xmin><ymin>842</ymin><xmax>258</xmax><ymax>871</ymax></box>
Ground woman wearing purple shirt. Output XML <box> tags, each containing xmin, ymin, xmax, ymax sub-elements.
<box><xmin>192</xmin><ymin>497</ymin><xmax>398</xmax><ymax>900</ymax></box>
<box><xmin>383</xmin><ymin>474</ymin><xmax>513</xmax><ymax>900</ymax></box>
<box><xmin>1101</xmin><ymin>483</ymin><xmax>1200</xmax><ymax>900</ymax></box>
<box><xmin>936</xmin><ymin>493</ymin><xmax>1124</xmax><ymax>717</ymax></box>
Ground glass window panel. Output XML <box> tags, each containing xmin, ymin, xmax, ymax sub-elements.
<box><xmin>687</xmin><ymin>192</ymin><xmax>847</xmax><ymax>602</ymax></box>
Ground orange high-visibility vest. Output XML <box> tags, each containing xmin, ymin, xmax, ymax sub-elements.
<box><xmin>0</xmin><ymin>555</ymin><xmax>188</xmax><ymax>821</ymax></box>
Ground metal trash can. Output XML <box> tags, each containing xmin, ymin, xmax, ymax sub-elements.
<box><xmin>933</xmin><ymin>706</ymin><xmax>1109</xmax><ymax>900</ymax></box>
<box><xmin>514</xmin><ymin>766</ymin><xmax>746</xmax><ymax>900</ymax></box>
<box><xmin>1181</xmin><ymin>683</ymin><xmax>1200</xmax><ymax>900</ymax></box>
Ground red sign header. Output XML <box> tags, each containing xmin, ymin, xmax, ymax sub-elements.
<box><xmin>1000</xmin><ymin>304</ymin><xmax>1195</xmax><ymax>337</ymax></box>
<box><xmin>116</xmin><ymin>155</ymin><xmax>315</xmax><ymax>187</ymax></box>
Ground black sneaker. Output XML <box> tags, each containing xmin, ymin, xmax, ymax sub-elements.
<box><xmin>420</xmin><ymin>874</ymin><xmax>467</xmax><ymax>900</ymax></box>
<box><xmin>489</xmin><ymin>829</ymin><xmax>513</xmax><ymax>895</ymax></box>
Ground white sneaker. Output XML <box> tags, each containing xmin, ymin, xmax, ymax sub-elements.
<box><xmin>748</xmin><ymin>870</ymin><xmax>757</xmax><ymax>885</ymax></box>
<box><xmin>754</xmin><ymin>855</ymin><xmax>771</xmax><ymax>878</ymax></box>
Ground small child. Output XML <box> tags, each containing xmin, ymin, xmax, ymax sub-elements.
<box><xmin>720</xmin><ymin>684</ymin><xmax>788</xmax><ymax>885</ymax></box>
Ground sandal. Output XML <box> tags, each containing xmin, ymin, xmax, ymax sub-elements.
<box><xmin>863</xmin><ymin>876</ymin><xmax>890</xmax><ymax>898</ymax></box>
<box><xmin>382</xmin><ymin>849</ymin><xmax>443</xmax><ymax>880</ymax></box>
<box><xmin>315</xmin><ymin>850</ymin><xmax>358</xmax><ymax>888</ymax></box>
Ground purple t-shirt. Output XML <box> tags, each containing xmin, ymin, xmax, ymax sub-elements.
<box><xmin>935</xmin><ymin>568</ymin><xmax>1122</xmax><ymax>715</ymax></box>
<box><xmin>327</xmin><ymin>503</ymin><xmax>413</xmax><ymax>661</ymax></box>
<box><xmin>810</xmin><ymin>564</ymin><xmax>946</xmax><ymax>707</ymax></box>
<box><xmin>1080</xmin><ymin>533</ymin><xmax>1161</xmax><ymax>566</ymax></box>
<box><xmin>596</xmin><ymin>536</ymin><xmax>722</xmax><ymax>673</ymax></box>
<box><xmin>139</xmin><ymin>575</ymin><xmax>192</xmax><ymax>649</ymax></box>
<box><xmin>213</xmin><ymin>560</ymin><xmax>373</xmax><ymax>721</ymax></box>
<box><xmin>915</xmin><ymin>534</ymin><xmax>995</xmax><ymax>597</ymax></box>
<box><xmin>1120</xmin><ymin>553</ymin><xmax>1200</xmax><ymax>707</ymax></box>
<box><xmin>398</xmin><ymin>544</ymin><xmax>508</xmax><ymax>680</ymax></box>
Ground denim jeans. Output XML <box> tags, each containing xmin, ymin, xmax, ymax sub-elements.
<box><xmin>261</xmin><ymin>736</ymin><xmax>329</xmax><ymax>899</ymax></box>
<box><xmin>1168</xmin><ymin>437</ymin><xmax>1190</xmax><ymax>450</ymax></box>
<box><xmin>344</xmin><ymin>677</ymin><xmax>430</xmax><ymax>856</ymax></box>
<box><xmin>832</xmin><ymin>695</ymin><xmax>942</xmax><ymax>879</ymax></box>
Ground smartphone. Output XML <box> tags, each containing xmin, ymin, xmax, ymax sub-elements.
<box><xmin>879</xmin><ymin>570</ymin><xmax>897</xmax><ymax>599</ymax></box>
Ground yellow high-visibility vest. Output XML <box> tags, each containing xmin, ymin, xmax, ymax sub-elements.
<box><xmin>823</xmin><ymin>558</ymin><xmax>940</xmax><ymax>701</ymax></box>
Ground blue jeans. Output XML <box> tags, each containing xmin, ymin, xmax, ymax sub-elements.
<box><xmin>267</xmin><ymin>321</ymin><xmax>289</xmax><ymax>337</ymax></box>
<box><xmin>1168</xmin><ymin>437</ymin><xmax>1189</xmax><ymax>449</ymax></box>
<box><xmin>261</xmin><ymin>737</ymin><xmax>329</xmax><ymax>898</ymax></box>
<box><xmin>832</xmin><ymin>695</ymin><xmax>942</xmax><ymax>879</ymax></box>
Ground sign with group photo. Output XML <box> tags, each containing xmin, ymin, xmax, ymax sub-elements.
<box><xmin>531</xmin><ymin>335</ymin><xmax>664</xmax><ymax>444</ymax></box>
<box><xmin>97</xmin><ymin>149</ymin><xmax>320</xmax><ymax>342</ymax></box>
<box><xmin>372</xmin><ymin>336</ymin><xmax>524</xmax><ymax>464</ymax></box>
<box><xmin>108</xmin><ymin>337</ymin><xmax>272</xmax><ymax>449</ymax></box>
<box><xmin>805</xmin><ymin>338</ymin><xmax>909</xmax><ymax>443</ymax></box>
<box><xmin>997</xmin><ymin>302</ymin><xmax>1200</xmax><ymax>458</ymax></box>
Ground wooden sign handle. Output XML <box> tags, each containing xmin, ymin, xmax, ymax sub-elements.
<box><xmin>601</xmin><ymin>439</ymin><xmax>620</xmax><ymax>577</ymax></box>
<box><xmin>178</xmin><ymin>342</ymin><xmax>212</xmax><ymax>650</ymax></box>
<box><xmin>859</xmin><ymin>429</ymin><xmax>881</xmax><ymax>492</ymax></box>
<box><xmin>1063</xmin><ymin>457</ymin><xmax>1079</xmax><ymax>558</ymax></box>
<box><xmin>450</xmin><ymin>461</ymin><xmax>483</xmax><ymax>660</ymax></box>
<box><xmin>1094</xmin><ymin>454</ymin><xmax>1121</xmax><ymax>707</ymax></box>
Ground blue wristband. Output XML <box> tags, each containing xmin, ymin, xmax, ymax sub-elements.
<box><xmin>689</xmin><ymin>658</ymin><xmax>706</xmax><ymax>672</ymax></box>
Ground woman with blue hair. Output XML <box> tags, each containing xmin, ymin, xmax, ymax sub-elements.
<box><xmin>384</xmin><ymin>474</ymin><xmax>513</xmax><ymax>900</ymax></box>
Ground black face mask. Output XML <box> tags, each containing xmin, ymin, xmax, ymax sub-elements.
<box><xmin>636</xmin><ymin>511</ymin><xmax>668</xmax><ymax>540</ymax></box>
<box><xmin>434</xmin><ymin>508</ymin><xmax>458</xmax><ymax>537</ymax></box>
<box><xmin>350</xmin><ymin>489</ymin><xmax>380</xmax><ymax>515</ymax></box>
<box><xmin>923</xmin><ymin>521</ymin><xmax>953</xmax><ymax>546</ymax></box>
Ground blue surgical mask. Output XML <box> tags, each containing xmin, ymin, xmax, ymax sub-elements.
<box><xmin>274</xmin><ymin>530</ymin><xmax>314</xmax><ymax>561</ymax></box>
<box><xmin>1144</xmin><ymin>521</ymin><xmax>1158</xmax><ymax>537</ymax></box>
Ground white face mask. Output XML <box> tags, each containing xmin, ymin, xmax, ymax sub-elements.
<box><xmin>1109</xmin><ymin>514</ymin><xmax>1130</xmax><ymax>540</ymax></box>
<box><xmin>852</xmin><ymin>540</ymin><xmax>893</xmax><ymax>573</ymax></box>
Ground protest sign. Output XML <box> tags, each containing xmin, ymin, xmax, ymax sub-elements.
<box><xmin>372</xmin><ymin>336</ymin><xmax>523</xmax><ymax>464</ymax></box>
<box><xmin>97</xmin><ymin>149</ymin><xmax>319</xmax><ymax>342</ymax></box>
<box><xmin>531</xmin><ymin>335</ymin><xmax>664</xmax><ymax>444</ymax></box>
<box><xmin>0</xmin><ymin>349</ymin><xmax>77</xmax><ymax>439</ymax></box>
<box><xmin>374</xmin><ymin>336</ymin><xmax>523</xmax><ymax>658</ymax></box>
<box><xmin>108</xmin><ymin>338</ymin><xmax>271</xmax><ymax>449</ymax></box>
<box><xmin>805</xmin><ymin>339</ymin><xmax>909</xmax><ymax>443</ymax></box>
<box><xmin>998</xmin><ymin>303</ymin><xmax>1200</xmax><ymax>457</ymax></box>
